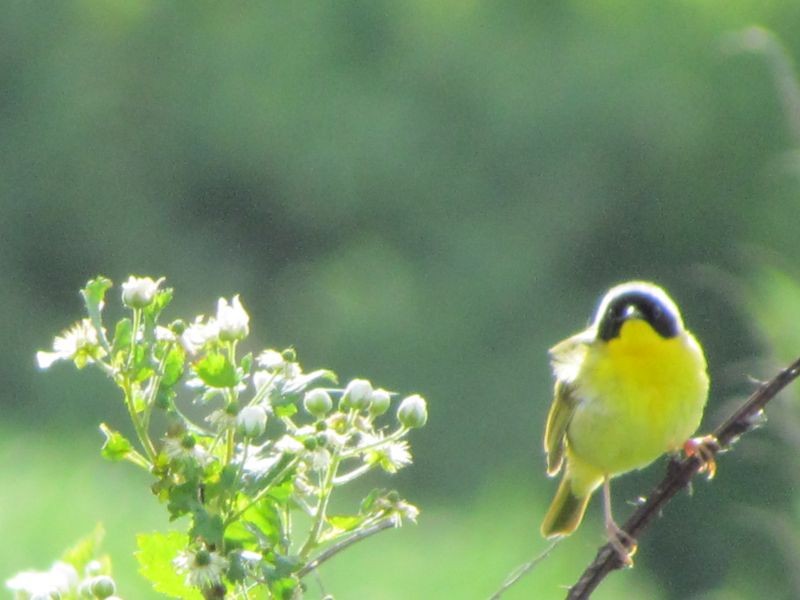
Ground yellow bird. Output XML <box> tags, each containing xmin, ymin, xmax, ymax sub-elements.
<box><xmin>540</xmin><ymin>281</ymin><xmax>709</xmax><ymax>561</ymax></box>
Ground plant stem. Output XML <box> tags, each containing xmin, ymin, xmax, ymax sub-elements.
<box><xmin>298</xmin><ymin>452</ymin><xmax>341</xmax><ymax>559</ymax></box>
<box><xmin>122</xmin><ymin>377</ymin><xmax>157</xmax><ymax>463</ymax></box>
<box><xmin>296</xmin><ymin>519</ymin><xmax>395</xmax><ymax>578</ymax></box>
<box><xmin>224</xmin><ymin>456</ymin><xmax>301</xmax><ymax>525</ymax></box>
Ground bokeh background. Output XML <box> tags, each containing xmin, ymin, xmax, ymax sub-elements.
<box><xmin>3</xmin><ymin>1</ymin><xmax>800</xmax><ymax>598</ymax></box>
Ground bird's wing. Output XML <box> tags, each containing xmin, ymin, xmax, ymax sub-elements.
<box><xmin>543</xmin><ymin>379</ymin><xmax>579</xmax><ymax>476</ymax></box>
<box><xmin>543</xmin><ymin>330</ymin><xmax>591</xmax><ymax>477</ymax></box>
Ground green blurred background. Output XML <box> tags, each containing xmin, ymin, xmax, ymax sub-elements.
<box><xmin>3</xmin><ymin>1</ymin><xmax>800</xmax><ymax>598</ymax></box>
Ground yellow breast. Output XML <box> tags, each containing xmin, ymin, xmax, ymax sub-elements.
<box><xmin>567</xmin><ymin>319</ymin><xmax>709</xmax><ymax>477</ymax></box>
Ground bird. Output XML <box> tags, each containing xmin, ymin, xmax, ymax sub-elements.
<box><xmin>540</xmin><ymin>281</ymin><xmax>711</xmax><ymax>563</ymax></box>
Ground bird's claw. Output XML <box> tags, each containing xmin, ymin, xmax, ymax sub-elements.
<box><xmin>605</xmin><ymin>520</ymin><xmax>637</xmax><ymax>567</ymax></box>
<box><xmin>684</xmin><ymin>435</ymin><xmax>720</xmax><ymax>480</ymax></box>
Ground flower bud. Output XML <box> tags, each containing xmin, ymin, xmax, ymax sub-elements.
<box><xmin>90</xmin><ymin>575</ymin><xmax>116</xmax><ymax>599</ymax></box>
<box><xmin>303</xmin><ymin>389</ymin><xmax>333</xmax><ymax>417</ymax></box>
<box><xmin>237</xmin><ymin>405</ymin><xmax>268</xmax><ymax>437</ymax></box>
<box><xmin>170</xmin><ymin>319</ymin><xmax>188</xmax><ymax>335</ymax></box>
<box><xmin>342</xmin><ymin>378</ymin><xmax>373</xmax><ymax>411</ymax></box>
<box><xmin>217</xmin><ymin>295</ymin><xmax>250</xmax><ymax>341</ymax></box>
<box><xmin>369</xmin><ymin>388</ymin><xmax>392</xmax><ymax>417</ymax></box>
<box><xmin>84</xmin><ymin>561</ymin><xmax>103</xmax><ymax>577</ymax></box>
<box><xmin>121</xmin><ymin>276</ymin><xmax>162</xmax><ymax>309</ymax></box>
<box><xmin>397</xmin><ymin>394</ymin><xmax>427</xmax><ymax>428</ymax></box>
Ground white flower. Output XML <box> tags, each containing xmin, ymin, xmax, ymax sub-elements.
<box><xmin>6</xmin><ymin>561</ymin><xmax>78</xmax><ymax>597</ymax></box>
<box><xmin>155</xmin><ymin>326</ymin><xmax>177</xmax><ymax>342</ymax></box>
<box><xmin>309</xmin><ymin>447</ymin><xmax>331</xmax><ymax>471</ymax></box>
<box><xmin>173</xmin><ymin>549</ymin><xmax>228</xmax><ymax>589</ymax></box>
<box><xmin>390</xmin><ymin>500</ymin><xmax>420</xmax><ymax>526</ymax></box>
<box><xmin>162</xmin><ymin>435</ymin><xmax>213</xmax><ymax>467</ymax></box>
<box><xmin>397</xmin><ymin>394</ymin><xmax>428</xmax><ymax>428</ymax></box>
<box><xmin>236</xmin><ymin>405</ymin><xmax>268</xmax><ymax>437</ymax></box>
<box><xmin>216</xmin><ymin>295</ymin><xmax>249</xmax><ymax>341</ymax></box>
<box><xmin>361</xmin><ymin>433</ymin><xmax>412</xmax><ymax>473</ymax></box>
<box><xmin>386</xmin><ymin>441</ymin><xmax>413</xmax><ymax>470</ymax></box>
<box><xmin>256</xmin><ymin>349</ymin><xmax>284</xmax><ymax>370</ymax></box>
<box><xmin>180</xmin><ymin>316</ymin><xmax>220</xmax><ymax>354</ymax></box>
<box><xmin>36</xmin><ymin>319</ymin><xmax>105</xmax><ymax>369</ymax></box>
<box><xmin>303</xmin><ymin>388</ymin><xmax>333</xmax><ymax>417</ymax></box>
<box><xmin>206</xmin><ymin>408</ymin><xmax>237</xmax><ymax>432</ymax></box>
<box><xmin>343</xmin><ymin>379</ymin><xmax>373</xmax><ymax>410</ymax></box>
<box><xmin>121</xmin><ymin>276</ymin><xmax>163</xmax><ymax>308</ymax></box>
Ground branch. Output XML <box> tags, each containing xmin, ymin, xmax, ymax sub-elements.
<box><xmin>567</xmin><ymin>355</ymin><xmax>800</xmax><ymax>600</ymax></box>
<box><xmin>296</xmin><ymin>519</ymin><xmax>395</xmax><ymax>578</ymax></box>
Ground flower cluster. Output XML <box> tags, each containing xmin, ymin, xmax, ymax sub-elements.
<box><xmin>33</xmin><ymin>276</ymin><xmax>427</xmax><ymax>598</ymax></box>
<box><xmin>6</xmin><ymin>528</ymin><xmax>120</xmax><ymax>600</ymax></box>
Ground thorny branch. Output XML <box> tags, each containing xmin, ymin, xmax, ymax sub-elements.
<box><xmin>566</xmin><ymin>355</ymin><xmax>800</xmax><ymax>600</ymax></box>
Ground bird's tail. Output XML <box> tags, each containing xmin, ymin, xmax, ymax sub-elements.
<box><xmin>540</xmin><ymin>474</ymin><xmax>591</xmax><ymax>538</ymax></box>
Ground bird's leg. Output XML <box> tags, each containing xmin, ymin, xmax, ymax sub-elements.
<box><xmin>602</xmin><ymin>477</ymin><xmax>637</xmax><ymax>567</ymax></box>
<box><xmin>683</xmin><ymin>435</ymin><xmax>720</xmax><ymax>479</ymax></box>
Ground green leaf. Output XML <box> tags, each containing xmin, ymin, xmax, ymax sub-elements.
<box><xmin>167</xmin><ymin>481</ymin><xmax>202</xmax><ymax>519</ymax></box>
<box><xmin>136</xmin><ymin>531</ymin><xmax>203</xmax><ymax>600</ymax></box>
<box><xmin>267</xmin><ymin>575</ymin><xmax>299</xmax><ymax>599</ymax></box>
<box><xmin>99</xmin><ymin>423</ymin><xmax>133</xmax><ymax>461</ymax></box>
<box><xmin>111</xmin><ymin>318</ymin><xmax>133</xmax><ymax>354</ymax></box>
<box><xmin>151</xmin><ymin>287</ymin><xmax>174</xmax><ymax>314</ymax></box>
<box><xmin>328</xmin><ymin>514</ymin><xmax>365</xmax><ymax>533</ymax></box>
<box><xmin>194</xmin><ymin>352</ymin><xmax>237</xmax><ymax>388</ymax></box>
<box><xmin>82</xmin><ymin>276</ymin><xmax>113</xmax><ymax>313</ymax></box>
<box><xmin>274</xmin><ymin>403</ymin><xmax>297</xmax><ymax>419</ymax></box>
<box><xmin>62</xmin><ymin>523</ymin><xmax>105</xmax><ymax>573</ymax></box>
<box><xmin>142</xmin><ymin>286</ymin><xmax>174</xmax><ymax>333</ymax></box>
<box><xmin>240</xmin><ymin>352</ymin><xmax>253</xmax><ymax>375</ymax></box>
<box><xmin>190</xmin><ymin>508</ymin><xmax>224</xmax><ymax>547</ymax></box>
<box><xmin>162</xmin><ymin>345</ymin><xmax>186</xmax><ymax>387</ymax></box>
<box><xmin>132</xmin><ymin>345</ymin><xmax>154</xmax><ymax>382</ymax></box>
<box><xmin>360</xmin><ymin>488</ymin><xmax>387</xmax><ymax>513</ymax></box>
<box><xmin>203</xmin><ymin>464</ymin><xmax>238</xmax><ymax>502</ymax></box>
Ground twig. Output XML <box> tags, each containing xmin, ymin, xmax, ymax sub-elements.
<box><xmin>296</xmin><ymin>519</ymin><xmax>395</xmax><ymax>578</ymax></box>
<box><xmin>566</xmin><ymin>355</ymin><xmax>800</xmax><ymax>600</ymax></box>
<box><xmin>488</xmin><ymin>539</ymin><xmax>560</xmax><ymax>600</ymax></box>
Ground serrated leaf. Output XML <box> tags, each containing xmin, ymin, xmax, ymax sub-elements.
<box><xmin>111</xmin><ymin>318</ymin><xmax>133</xmax><ymax>354</ymax></box>
<box><xmin>194</xmin><ymin>352</ymin><xmax>237</xmax><ymax>388</ymax></box>
<box><xmin>99</xmin><ymin>423</ymin><xmax>133</xmax><ymax>462</ymax></box>
<box><xmin>153</xmin><ymin>287</ymin><xmax>173</xmax><ymax>313</ymax></box>
<box><xmin>190</xmin><ymin>508</ymin><xmax>224</xmax><ymax>547</ymax></box>
<box><xmin>82</xmin><ymin>276</ymin><xmax>113</xmax><ymax>312</ymax></box>
<box><xmin>203</xmin><ymin>464</ymin><xmax>238</xmax><ymax>502</ymax></box>
<box><xmin>136</xmin><ymin>531</ymin><xmax>203</xmax><ymax>600</ymax></box>
<box><xmin>167</xmin><ymin>481</ymin><xmax>202</xmax><ymax>519</ymax></box>
<box><xmin>62</xmin><ymin>524</ymin><xmax>105</xmax><ymax>573</ymax></box>
<box><xmin>162</xmin><ymin>346</ymin><xmax>186</xmax><ymax>387</ymax></box>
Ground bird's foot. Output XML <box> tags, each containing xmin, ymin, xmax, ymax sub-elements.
<box><xmin>605</xmin><ymin>518</ymin><xmax>637</xmax><ymax>567</ymax></box>
<box><xmin>684</xmin><ymin>435</ymin><xmax>720</xmax><ymax>480</ymax></box>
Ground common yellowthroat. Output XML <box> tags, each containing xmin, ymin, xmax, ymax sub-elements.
<box><xmin>540</xmin><ymin>281</ymin><xmax>709</xmax><ymax>560</ymax></box>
